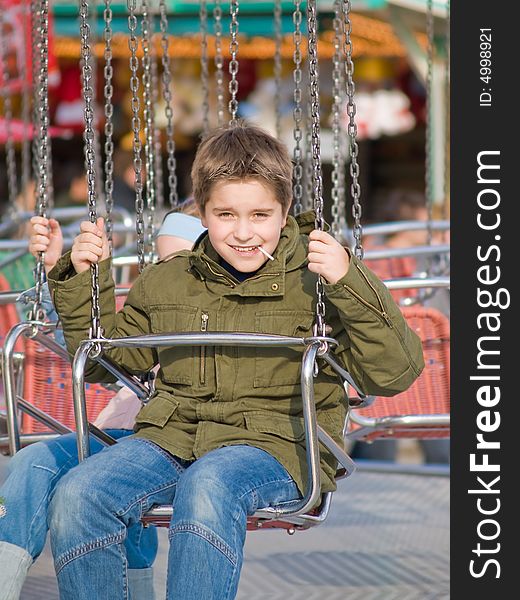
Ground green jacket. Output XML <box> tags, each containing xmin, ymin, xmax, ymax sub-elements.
<box><xmin>48</xmin><ymin>212</ymin><xmax>424</xmax><ymax>495</ymax></box>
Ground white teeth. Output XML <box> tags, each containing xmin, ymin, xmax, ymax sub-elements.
<box><xmin>233</xmin><ymin>246</ymin><xmax>256</xmax><ymax>252</ymax></box>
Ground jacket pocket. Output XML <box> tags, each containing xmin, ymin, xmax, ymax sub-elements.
<box><xmin>150</xmin><ymin>304</ymin><xmax>197</xmax><ymax>385</ymax></box>
<box><xmin>244</xmin><ymin>410</ymin><xmax>305</xmax><ymax>442</ymax></box>
<box><xmin>134</xmin><ymin>393</ymin><xmax>179</xmax><ymax>428</ymax></box>
<box><xmin>253</xmin><ymin>310</ymin><xmax>314</xmax><ymax>388</ymax></box>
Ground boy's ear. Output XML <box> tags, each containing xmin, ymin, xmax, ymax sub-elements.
<box><xmin>281</xmin><ymin>207</ymin><xmax>290</xmax><ymax>228</ymax></box>
<box><xmin>200</xmin><ymin>208</ymin><xmax>207</xmax><ymax>228</ymax></box>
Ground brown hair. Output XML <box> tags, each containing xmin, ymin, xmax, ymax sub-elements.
<box><xmin>191</xmin><ymin>122</ymin><xmax>293</xmax><ymax>213</ymax></box>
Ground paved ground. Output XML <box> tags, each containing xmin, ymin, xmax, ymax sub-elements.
<box><xmin>0</xmin><ymin>451</ymin><xmax>449</xmax><ymax>599</ymax></box>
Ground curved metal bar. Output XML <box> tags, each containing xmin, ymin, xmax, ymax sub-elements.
<box><xmin>321</xmin><ymin>351</ymin><xmax>368</xmax><ymax>398</ymax></box>
<box><xmin>1</xmin><ymin>321</ymin><xmax>34</xmax><ymax>453</ymax></box>
<box><xmin>346</xmin><ymin>411</ymin><xmax>450</xmax><ymax>442</ymax></box>
<box><xmin>364</xmin><ymin>243</ymin><xmax>450</xmax><ymax>260</ymax></box>
<box><xmin>317</xmin><ymin>425</ymin><xmax>356</xmax><ymax>476</ymax></box>
<box><xmin>72</xmin><ymin>337</ymin><xmax>325</xmax><ymax>521</ymax></box>
<box><xmin>96</xmin><ymin>332</ymin><xmax>336</xmax><ymax>350</ymax></box>
<box><xmin>358</xmin><ymin>219</ymin><xmax>450</xmax><ymax>237</ymax></box>
<box><xmin>350</xmin><ymin>412</ymin><xmax>450</xmax><ymax>428</ymax></box>
<box><xmin>95</xmin><ymin>355</ymin><xmax>150</xmax><ymax>400</ymax></box>
<box><xmin>0</xmin><ymin>249</ymin><xmax>28</xmax><ymax>269</ymax></box>
<box><xmin>71</xmin><ymin>341</ymin><xmax>97</xmax><ymax>461</ymax></box>
<box><xmin>0</xmin><ymin>432</ymin><xmax>62</xmax><ymax>449</ymax></box>
<box><xmin>0</xmin><ymin>286</ymin><xmax>130</xmax><ymax>306</ymax></box>
<box><xmin>16</xmin><ymin>396</ymin><xmax>73</xmax><ymax>435</ymax></box>
<box><xmin>0</xmin><ymin>290</ymin><xmax>26</xmax><ymax>305</ymax></box>
<box><xmin>384</xmin><ymin>276</ymin><xmax>450</xmax><ymax>290</ymax></box>
<box><xmin>254</xmin><ymin>342</ymin><xmax>322</xmax><ymax>519</ymax></box>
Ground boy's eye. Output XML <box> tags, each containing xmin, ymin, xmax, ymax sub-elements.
<box><xmin>218</xmin><ymin>212</ymin><xmax>234</xmax><ymax>219</ymax></box>
<box><xmin>253</xmin><ymin>213</ymin><xmax>269</xmax><ymax>219</ymax></box>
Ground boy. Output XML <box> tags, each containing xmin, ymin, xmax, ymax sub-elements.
<box><xmin>46</xmin><ymin>122</ymin><xmax>423</xmax><ymax>600</ymax></box>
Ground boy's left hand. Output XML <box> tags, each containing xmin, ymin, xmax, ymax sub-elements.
<box><xmin>307</xmin><ymin>230</ymin><xmax>350</xmax><ymax>284</ymax></box>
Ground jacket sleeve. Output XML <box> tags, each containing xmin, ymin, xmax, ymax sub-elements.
<box><xmin>47</xmin><ymin>252</ymin><xmax>157</xmax><ymax>383</ymax></box>
<box><xmin>323</xmin><ymin>253</ymin><xmax>425</xmax><ymax>396</ymax></box>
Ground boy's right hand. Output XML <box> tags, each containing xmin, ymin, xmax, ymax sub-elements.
<box><xmin>29</xmin><ymin>216</ymin><xmax>64</xmax><ymax>274</ymax></box>
<box><xmin>71</xmin><ymin>217</ymin><xmax>110</xmax><ymax>274</ymax></box>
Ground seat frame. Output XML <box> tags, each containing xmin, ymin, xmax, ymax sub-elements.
<box><xmin>69</xmin><ymin>332</ymin><xmax>359</xmax><ymax>531</ymax></box>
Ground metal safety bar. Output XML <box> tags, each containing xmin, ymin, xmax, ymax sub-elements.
<box><xmin>0</xmin><ymin>320</ymin><xmax>142</xmax><ymax>454</ymax></box>
<box><xmin>71</xmin><ymin>332</ymin><xmax>356</xmax><ymax>527</ymax></box>
<box><xmin>357</xmin><ymin>219</ymin><xmax>450</xmax><ymax>237</ymax></box>
<box><xmin>364</xmin><ymin>244</ymin><xmax>450</xmax><ymax>261</ymax></box>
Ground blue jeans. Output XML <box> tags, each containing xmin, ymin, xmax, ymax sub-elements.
<box><xmin>0</xmin><ymin>430</ymin><xmax>158</xmax><ymax>567</ymax></box>
<box><xmin>49</xmin><ymin>439</ymin><xmax>301</xmax><ymax>600</ymax></box>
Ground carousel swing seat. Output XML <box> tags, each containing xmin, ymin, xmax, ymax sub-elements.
<box><xmin>69</xmin><ymin>331</ymin><xmax>362</xmax><ymax>534</ymax></box>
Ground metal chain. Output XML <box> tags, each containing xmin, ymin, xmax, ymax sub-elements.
<box><xmin>103</xmin><ymin>0</ymin><xmax>115</xmax><ymax>250</ymax></box>
<box><xmin>89</xmin><ymin>3</ymin><xmax>105</xmax><ymax>210</ymax></box>
<box><xmin>443</xmin><ymin>0</ymin><xmax>450</xmax><ymax>225</ymax></box>
<box><xmin>140</xmin><ymin>0</ymin><xmax>157</xmax><ymax>264</ymax></box>
<box><xmin>213</xmin><ymin>0</ymin><xmax>225</xmax><ymax>127</ymax></box>
<box><xmin>127</xmin><ymin>0</ymin><xmax>145</xmax><ymax>272</ymax></box>
<box><xmin>30</xmin><ymin>0</ymin><xmax>53</xmax><ymax>322</ymax></box>
<box><xmin>292</xmin><ymin>0</ymin><xmax>304</xmax><ymax>216</ymax></box>
<box><xmin>200</xmin><ymin>0</ymin><xmax>210</xmax><ymax>136</ymax></box>
<box><xmin>30</xmin><ymin>0</ymin><xmax>41</xmax><ymax>210</ymax></box>
<box><xmin>304</xmin><ymin>100</ymin><xmax>313</xmax><ymax>211</ymax></box>
<box><xmin>151</xmin><ymin>49</ymin><xmax>165</xmax><ymax>211</ymax></box>
<box><xmin>159</xmin><ymin>0</ymin><xmax>179</xmax><ymax>208</ymax></box>
<box><xmin>273</xmin><ymin>0</ymin><xmax>283</xmax><ymax>139</ymax></box>
<box><xmin>228</xmin><ymin>0</ymin><xmax>240</xmax><ymax>125</ymax></box>
<box><xmin>306</xmin><ymin>0</ymin><xmax>326</xmax><ymax>337</ymax></box>
<box><xmin>425</xmin><ymin>0</ymin><xmax>434</xmax><ymax>271</ymax></box>
<box><xmin>0</xmin><ymin>11</ymin><xmax>19</xmax><ymax>212</ymax></box>
<box><xmin>79</xmin><ymin>0</ymin><xmax>103</xmax><ymax>341</ymax></box>
<box><xmin>330</xmin><ymin>0</ymin><xmax>344</xmax><ymax>239</ymax></box>
<box><xmin>20</xmin><ymin>3</ymin><xmax>31</xmax><ymax>209</ymax></box>
<box><xmin>341</xmin><ymin>0</ymin><xmax>363</xmax><ymax>259</ymax></box>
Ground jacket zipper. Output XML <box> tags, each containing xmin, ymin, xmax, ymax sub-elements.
<box><xmin>203</xmin><ymin>261</ymin><xmax>236</xmax><ymax>286</ymax></box>
<box><xmin>200</xmin><ymin>312</ymin><xmax>209</xmax><ymax>384</ymax></box>
<box><xmin>343</xmin><ymin>265</ymin><xmax>393</xmax><ymax>327</ymax></box>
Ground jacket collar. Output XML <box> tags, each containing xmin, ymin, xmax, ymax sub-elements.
<box><xmin>188</xmin><ymin>211</ymin><xmax>315</xmax><ymax>297</ymax></box>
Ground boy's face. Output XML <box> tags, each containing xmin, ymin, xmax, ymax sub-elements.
<box><xmin>200</xmin><ymin>179</ymin><xmax>288</xmax><ymax>273</ymax></box>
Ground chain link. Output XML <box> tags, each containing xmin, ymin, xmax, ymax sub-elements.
<box><xmin>140</xmin><ymin>0</ymin><xmax>157</xmax><ymax>264</ymax></box>
<box><xmin>228</xmin><ymin>0</ymin><xmax>240</xmax><ymax>125</ymax></box>
<box><xmin>0</xmin><ymin>11</ymin><xmax>19</xmax><ymax>212</ymax></box>
<box><xmin>29</xmin><ymin>0</ymin><xmax>53</xmax><ymax>322</ymax></box>
<box><xmin>213</xmin><ymin>0</ymin><xmax>225</xmax><ymax>127</ymax></box>
<box><xmin>330</xmin><ymin>0</ymin><xmax>344</xmax><ymax>239</ymax></box>
<box><xmin>127</xmin><ymin>0</ymin><xmax>146</xmax><ymax>273</ymax></box>
<box><xmin>20</xmin><ymin>2</ymin><xmax>31</xmax><ymax>206</ymax></box>
<box><xmin>273</xmin><ymin>0</ymin><xmax>283</xmax><ymax>139</ymax></box>
<box><xmin>306</xmin><ymin>0</ymin><xmax>326</xmax><ymax>337</ymax></box>
<box><xmin>292</xmin><ymin>0</ymin><xmax>304</xmax><ymax>216</ymax></box>
<box><xmin>103</xmin><ymin>0</ymin><xmax>115</xmax><ymax>249</ymax></box>
<box><xmin>151</xmin><ymin>48</ymin><xmax>165</xmax><ymax>212</ymax></box>
<box><xmin>303</xmin><ymin>109</ymin><xmax>313</xmax><ymax>212</ymax></box>
<box><xmin>342</xmin><ymin>0</ymin><xmax>363</xmax><ymax>259</ymax></box>
<box><xmin>79</xmin><ymin>0</ymin><xmax>104</xmax><ymax>341</ymax></box>
<box><xmin>30</xmin><ymin>0</ymin><xmax>41</xmax><ymax>211</ymax></box>
<box><xmin>159</xmin><ymin>0</ymin><xmax>179</xmax><ymax>208</ymax></box>
<box><xmin>200</xmin><ymin>0</ymin><xmax>210</xmax><ymax>136</ymax></box>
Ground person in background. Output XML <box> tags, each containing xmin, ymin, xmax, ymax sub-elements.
<box><xmin>0</xmin><ymin>202</ymin><xmax>203</xmax><ymax>600</ymax></box>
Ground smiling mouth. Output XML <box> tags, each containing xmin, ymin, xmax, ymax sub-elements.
<box><xmin>230</xmin><ymin>245</ymin><xmax>259</xmax><ymax>254</ymax></box>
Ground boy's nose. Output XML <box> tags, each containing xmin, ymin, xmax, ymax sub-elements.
<box><xmin>233</xmin><ymin>220</ymin><xmax>254</xmax><ymax>242</ymax></box>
